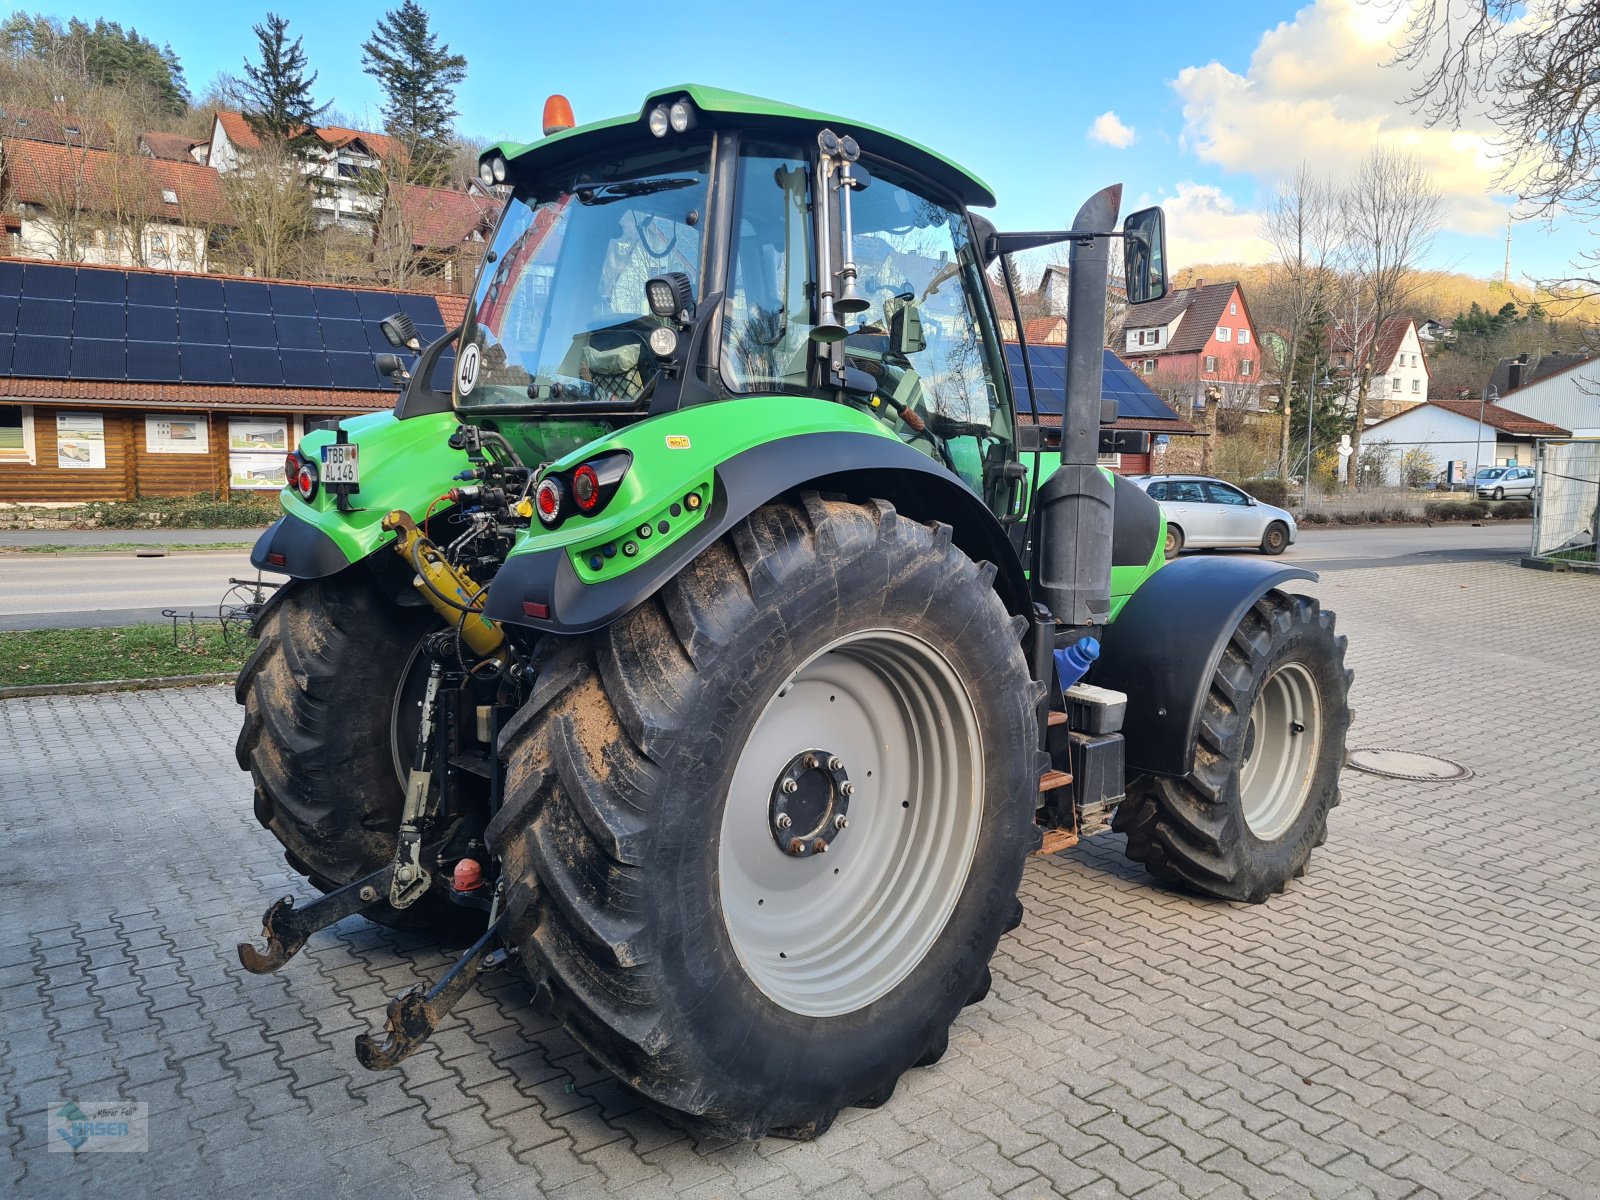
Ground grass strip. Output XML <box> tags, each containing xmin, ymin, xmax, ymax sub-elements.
<box><xmin>0</xmin><ymin>623</ymin><xmax>248</xmax><ymax>687</ymax></box>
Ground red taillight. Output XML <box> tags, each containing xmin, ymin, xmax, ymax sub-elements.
<box><xmin>535</xmin><ymin>477</ymin><xmax>563</xmax><ymax>525</ymax></box>
<box><xmin>295</xmin><ymin>462</ymin><xmax>318</xmax><ymax>501</ymax></box>
<box><xmin>571</xmin><ymin>463</ymin><xmax>600</xmax><ymax>512</ymax></box>
<box><xmin>284</xmin><ymin>451</ymin><xmax>300</xmax><ymax>480</ymax></box>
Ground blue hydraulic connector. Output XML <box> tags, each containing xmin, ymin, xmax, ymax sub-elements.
<box><xmin>1052</xmin><ymin>636</ymin><xmax>1101</xmax><ymax>693</ymax></box>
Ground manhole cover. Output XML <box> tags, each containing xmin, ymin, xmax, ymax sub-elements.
<box><xmin>1346</xmin><ymin>747</ymin><xmax>1473</xmax><ymax>781</ymax></box>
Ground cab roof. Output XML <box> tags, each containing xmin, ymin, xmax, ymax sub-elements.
<box><xmin>482</xmin><ymin>83</ymin><xmax>996</xmax><ymax>208</ymax></box>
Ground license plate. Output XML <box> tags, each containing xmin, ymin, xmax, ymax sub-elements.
<box><xmin>321</xmin><ymin>442</ymin><xmax>359</xmax><ymax>485</ymax></box>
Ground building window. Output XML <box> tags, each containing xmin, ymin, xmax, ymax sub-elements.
<box><xmin>1143</xmin><ymin>359</ymin><xmax>1155</xmax><ymax>375</ymax></box>
<box><xmin>1097</xmin><ymin>452</ymin><xmax>1122</xmax><ymax>467</ymax></box>
<box><xmin>0</xmin><ymin>404</ymin><xmax>35</xmax><ymax>463</ymax></box>
<box><xmin>337</xmin><ymin>162</ymin><xmax>361</xmax><ymax>179</ymax></box>
<box><xmin>161</xmin><ymin>189</ymin><xmax>178</xmax><ymax>204</ymax></box>
<box><xmin>1412</xmin><ymin>378</ymin><xmax>1420</xmax><ymax>393</ymax></box>
<box><xmin>1238</xmin><ymin>329</ymin><xmax>1250</xmax><ymax>345</ymax></box>
<box><xmin>1216</xmin><ymin>327</ymin><xmax>1231</xmax><ymax>342</ymax></box>
<box><xmin>1204</xmin><ymin>355</ymin><xmax>1217</xmax><ymax>373</ymax></box>
<box><xmin>149</xmin><ymin>231</ymin><xmax>169</xmax><ymax>253</ymax></box>
<box><xmin>1392</xmin><ymin>376</ymin><xmax>1401</xmax><ymax>391</ymax></box>
<box><xmin>1241</xmin><ymin>358</ymin><xmax>1253</xmax><ymax>376</ymax></box>
<box><xmin>1229</xmin><ymin>301</ymin><xmax>1236</xmax><ymax>314</ymax></box>
<box><xmin>1136</xmin><ymin>329</ymin><xmax>1161</xmax><ymax>346</ymax></box>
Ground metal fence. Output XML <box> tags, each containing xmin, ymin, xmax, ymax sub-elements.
<box><xmin>1533</xmin><ymin>439</ymin><xmax>1600</xmax><ymax>565</ymax></box>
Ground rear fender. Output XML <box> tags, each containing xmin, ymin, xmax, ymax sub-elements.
<box><xmin>1089</xmin><ymin>556</ymin><xmax>1316</xmax><ymax>777</ymax></box>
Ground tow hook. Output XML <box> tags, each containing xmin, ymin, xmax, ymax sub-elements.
<box><xmin>237</xmin><ymin>863</ymin><xmax>397</xmax><ymax>974</ymax></box>
<box><xmin>355</xmin><ymin>907</ymin><xmax>509</xmax><ymax>1070</ymax></box>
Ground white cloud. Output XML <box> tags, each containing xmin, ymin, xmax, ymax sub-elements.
<box><xmin>1161</xmin><ymin>182</ymin><xmax>1275</xmax><ymax>266</ymax></box>
<box><xmin>1172</xmin><ymin>0</ymin><xmax>1511</xmax><ymax>236</ymax></box>
<box><xmin>1088</xmin><ymin>111</ymin><xmax>1136</xmax><ymax>149</ymax></box>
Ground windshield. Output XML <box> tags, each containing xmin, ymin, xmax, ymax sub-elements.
<box><xmin>1476</xmin><ymin>467</ymin><xmax>1506</xmax><ymax>479</ymax></box>
<box><xmin>456</xmin><ymin>139</ymin><xmax>710</xmax><ymax>408</ymax></box>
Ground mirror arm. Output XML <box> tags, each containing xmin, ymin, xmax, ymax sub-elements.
<box><xmin>986</xmin><ymin>229</ymin><xmax>1123</xmax><ymax>260</ymax></box>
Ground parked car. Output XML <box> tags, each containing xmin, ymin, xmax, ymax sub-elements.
<box><xmin>1473</xmin><ymin>466</ymin><xmax>1536</xmax><ymax>500</ymax></box>
<box><xmin>1127</xmin><ymin>474</ymin><xmax>1298</xmax><ymax>557</ymax></box>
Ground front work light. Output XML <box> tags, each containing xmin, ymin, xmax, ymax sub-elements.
<box><xmin>477</xmin><ymin>159</ymin><xmax>495</xmax><ymax>186</ymax></box>
<box><xmin>490</xmin><ymin>155</ymin><xmax>507</xmax><ymax>183</ymax></box>
<box><xmin>644</xmin><ymin>272</ymin><xmax>694</xmax><ymax>320</ymax></box>
<box><xmin>647</xmin><ymin>103</ymin><xmax>670</xmax><ymax>138</ymax></box>
<box><xmin>669</xmin><ymin>99</ymin><xmax>694</xmax><ymax>133</ymax></box>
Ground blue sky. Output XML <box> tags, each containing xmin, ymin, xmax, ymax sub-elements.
<box><xmin>80</xmin><ymin>0</ymin><xmax>1584</xmax><ymax>284</ymax></box>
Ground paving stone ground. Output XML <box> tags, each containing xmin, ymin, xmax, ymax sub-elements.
<box><xmin>3</xmin><ymin>556</ymin><xmax>1598</xmax><ymax>1198</ymax></box>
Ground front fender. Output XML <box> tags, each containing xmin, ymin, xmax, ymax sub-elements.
<box><xmin>482</xmin><ymin>404</ymin><xmax>1025</xmax><ymax>634</ymax></box>
<box><xmin>1089</xmin><ymin>556</ymin><xmax>1317</xmax><ymax>778</ymax></box>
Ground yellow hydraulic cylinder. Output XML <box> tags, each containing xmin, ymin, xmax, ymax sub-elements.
<box><xmin>381</xmin><ymin>510</ymin><xmax>505</xmax><ymax>660</ymax></box>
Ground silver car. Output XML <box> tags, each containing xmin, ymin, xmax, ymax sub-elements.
<box><xmin>1127</xmin><ymin>474</ymin><xmax>1298</xmax><ymax>557</ymax></box>
<box><xmin>1473</xmin><ymin>466</ymin><xmax>1536</xmax><ymax>500</ymax></box>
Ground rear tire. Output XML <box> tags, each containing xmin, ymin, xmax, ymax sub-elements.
<box><xmin>1164</xmin><ymin>525</ymin><xmax>1185</xmax><ymax>558</ymax></box>
<box><xmin>1260</xmin><ymin>521</ymin><xmax>1289</xmax><ymax>555</ymax></box>
<box><xmin>488</xmin><ymin>496</ymin><xmax>1042</xmax><ymax>1139</ymax></box>
<box><xmin>235</xmin><ymin>573</ymin><xmax>480</xmax><ymax>939</ymax></box>
<box><xmin>1114</xmin><ymin>591</ymin><xmax>1350</xmax><ymax>903</ymax></box>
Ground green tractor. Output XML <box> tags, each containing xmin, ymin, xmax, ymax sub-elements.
<box><xmin>236</xmin><ymin>85</ymin><xmax>1351</xmax><ymax>1140</ymax></box>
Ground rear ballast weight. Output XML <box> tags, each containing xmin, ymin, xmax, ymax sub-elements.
<box><xmin>233</xmin><ymin>83</ymin><xmax>1352</xmax><ymax>1140</ymax></box>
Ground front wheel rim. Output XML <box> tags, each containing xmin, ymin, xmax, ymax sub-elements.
<box><xmin>718</xmin><ymin>629</ymin><xmax>982</xmax><ymax>1018</ymax></box>
<box><xmin>1238</xmin><ymin>662</ymin><xmax>1322</xmax><ymax>840</ymax></box>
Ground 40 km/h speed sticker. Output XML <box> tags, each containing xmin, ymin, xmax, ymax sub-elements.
<box><xmin>456</xmin><ymin>342</ymin><xmax>481</xmax><ymax>396</ymax></box>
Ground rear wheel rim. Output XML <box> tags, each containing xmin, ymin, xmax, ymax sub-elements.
<box><xmin>1238</xmin><ymin>661</ymin><xmax>1322</xmax><ymax>841</ymax></box>
<box><xmin>718</xmin><ymin>629</ymin><xmax>982</xmax><ymax>1018</ymax></box>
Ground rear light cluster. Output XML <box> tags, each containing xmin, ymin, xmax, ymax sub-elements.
<box><xmin>286</xmin><ymin>451</ymin><xmax>318</xmax><ymax>502</ymax></box>
<box><xmin>533</xmin><ymin>451</ymin><xmax>630</xmax><ymax>528</ymax></box>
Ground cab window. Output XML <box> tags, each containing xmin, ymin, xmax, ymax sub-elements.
<box><xmin>841</xmin><ymin>163</ymin><xmax>1014</xmax><ymax>511</ymax></box>
<box><xmin>721</xmin><ymin>142</ymin><xmax>816</xmax><ymax>395</ymax></box>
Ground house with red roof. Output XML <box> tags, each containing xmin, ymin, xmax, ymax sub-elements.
<box><xmin>1362</xmin><ymin>398</ymin><xmax>1568</xmax><ymax>486</ymax></box>
<box><xmin>1</xmin><ymin>137</ymin><xmax>232</xmax><ymax>272</ymax></box>
<box><xmin>1115</xmin><ymin>279</ymin><xmax>1261</xmax><ymax>413</ymax></box>
<box><xmin>205</xmin><ymin>112</ymin><xmax>401</xmax><ymax>229</ymax></box>
<box><xmin>378</xmin><ymin>182</ymin><xmax>498</xmax><ymax>291</ymax></box>
<box><xmin>1331</xmin><ymin>316</ymin><xmax>1429</xmax><ymax>420</ymax></box>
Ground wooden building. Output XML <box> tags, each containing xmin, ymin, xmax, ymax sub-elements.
<box><xmin>0</xmin><ymin>258</ymin><xmax>468</xmax><ymax>504</ymax></box>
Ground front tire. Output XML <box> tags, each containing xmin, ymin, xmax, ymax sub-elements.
<box><xmin>1492</xmin><ymin>486</ymin><xmax>1505</xmax><ymax>500</ymax></box>
<box><xmin>1260</xmin><ymin>521</ymin><xmax>1289</xmax><ymax>555</ymax></box>
<box><xmin>1164</xmin><ymin>524</ymin><xmax>1185</xmax><ymax>558</ymax></box>
<box><xmin>1114</xmin><ymin>591</ymin><xmax>1350</xmax><ymax>903</ymax></box>
<box><xmin>488</xmin><ymin>496</ymin><xmax>1042</xmax><ymax>1139</ymax></box>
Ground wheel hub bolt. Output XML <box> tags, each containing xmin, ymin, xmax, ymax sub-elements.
<box><xmin>813</xmin><ymin>839</ymin><xmax>829</xmax><ymax>853</ymax></box>
<box><xmin>788</xmin><ymin>837</ymin><xmax>806</xmax><ymax>855</ymax></box>
<box><xmin>781</xmin><ymin>778</ymin><xmax>798</xmax><ymax>794</ymax></box>
<box><xmin>828</xmin><ymin>756</ymin><xmax>843</xmax><ymax>771</ymax></box>
<box><xmin>842</xmin><ymin>782</ymin><xmax>855</xmax><ymax>796</ymax></box>
<box><xmin>1291</xmin><ymin>721</ymin><xmax>1306</xmax><ymax>734</ymax></box>
<box><xmin>776</xmin><ymin>813</ymin><xmax>792</xmax><ymax>829</ymax></box>
<box><xmin>834</xmin><ymin>815</ymin><xmax>848</xmax><ymax>830</ymax></box>
<box><xmin>803</xmin><ymin>754</ymin><xmax>818</xmax><ymax>770</ymax></box>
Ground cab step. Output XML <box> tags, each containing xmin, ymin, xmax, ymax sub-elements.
<box><xmin>1047</xmin><ymin>710</ymin><xmax>1067</xmax><ymax>726</ymax></box>
<box><xmin>1038</xmin><ymin>769</ymin><xmax>1072</xmax><ymax>793</ymax></box>
<box><xmin>1035</xmin><ymin>829</ymin><xmax>1079</xmax><ymax>856</ymax></box>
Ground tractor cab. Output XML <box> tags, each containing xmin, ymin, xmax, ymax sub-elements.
<box><xmin>445</xmin><ymin>86</ymin><xmax>1025</xmax><ymax>518</ymax></box>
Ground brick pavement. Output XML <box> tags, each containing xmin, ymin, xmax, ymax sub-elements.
<box><xmin>2</xmin><ymin>557</ymin><xmax>1598</xmax><ymax>1198</ymax></box>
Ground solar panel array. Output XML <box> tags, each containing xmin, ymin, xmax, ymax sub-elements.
<box><xmin>0</xmin><ymin>261</ymin><xmax>455</xmax><ymax>392</ymax></box>
<box><xmin>1004</xmin><ymin>344</ymin><xmax>1180</xmax><ymax>422</ymax></box>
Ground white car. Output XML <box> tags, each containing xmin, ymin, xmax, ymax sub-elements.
<box><xmin>1473</xmin><ymin>466</ymin><xmax>1536</xmax><ymax>500</ymax></box>
<box><xmin>1127</xmin><ymin>474</ymin><xmax>1298</xmax><ymax>558</ymax></box>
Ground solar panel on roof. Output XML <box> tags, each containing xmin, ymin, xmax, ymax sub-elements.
<box><xmin>224</xmin><ymin>279</ymin><xmax>272</xmax><ymax>313</ymax></box>
<box><xmin>0</xmin><ymin>296</ymin><xmax>19</xmax><ymax>335</ymax></box>
<box><xmin>313</xmin><ymin>288</ymin><xmax>361</xmax><ymax>319</ymax></box>
<box><xmin>266</xmin><ymin>283</ymin><xmax>316</xmax><ymax>316</ymax></box>
<box><xmin>232</xmin><ymin>346</ymin><xmax>284</xmax><ymax>386</ymax></box>
<box><xmin>76</xmin><ymin>269</ymin><xmax>126</xmax><ymax>305</ymax></box>
<box><xmin>17</xmin><ymin>299</ymin><xmax>72</xmax><ymax>337</ymax></box>
<box><xmin>126</xmin><ymin>272</ymin><xmax>175</xmax><ymax>306</ymax></box>
<box><xmin>21</xmin><ymin>264</ymin><xmax>75</xmax><ymax>300</ymax></box>
<box><xmin>175</xmin><ymin>275</ymin><xmax>224</xmax><ymax>309</ymax></box>
<box><xmin>127</xmin><ymin>340</ymin><xmax>181</xmax><ymax>380</ymax></box>
<box><xmin>180</xmin><ymin>344</ymin><xmax>232</xmax><ymax>383</ymax></box>
<box><xmin>274</xmin><ymin>315</ymin><xmax>323</xmax><ymax>350</ymax></box>
<box><xmin>0</xmin><ymin>333</ymin><xmax>11</xmax><ymax>374</ymax></box>
<box><xmin>70</xmin><ymin>337</ymin><xmax>126</xmax><ymax>380</ymax></box>
<box><xmin>319</xmin><ymin>319</ymin><xmax>368</xmax><ymax>352</ymax></box>
<box><xmin>397</xmin><ymin>293</ymin><xmax>442</xmax><ymax>323</ymax></box>
<box><xmin>11</xmin><ymin>334</ymin><xmax>71</xmax><ymax>377</ymax></box>
<box><xmin>281</xmin><ymin>349</ymin><xmax>334</xmax><ymax>388</ymax></box>
<box><xmin>73</xmin><ymin>302</ymin><xmax>125</xmax><ymax>340</ymax></box>
<box><xmin>227</xmin><ymin>312</ymin><xmax>277</xmax><ymax>347</ymax></box>
<box><xmin>127</xmin><ymin>304</ymin><xmax>178</xmax><ymax>341</ymax></box>
<box><xmin>1002</xmin><ymin>342</ymin><xmax>1181</xmax><ymax>423</ymax></box>
<box><xmin>0</xmin><ymin>261</ymin><xmax>22</xmax><ymax>297</ymax></box>
<box><xmin>327</xmin><ymin>351</ymin><xmax>378</xmax><ymax>388</ymax></box>
<box><xmin>356</xmin><ymin>291</ymin><xmax>403</xmax><ymax>320</ymax></box>
<box><xmin>177</xmin><ymin>308</ymin><xmax>227</xmax><ymax>344</ymax></box>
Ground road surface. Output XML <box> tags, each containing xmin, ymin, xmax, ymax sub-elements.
<box><xmin>0</xmin><ymin>526</ymin><xmax>269</xmax><ymax>547</ymax></box>
<box><xmin>0</xmin><ymin>522</ymin><xmax>1532</xmax><ymax>632</ymax></box>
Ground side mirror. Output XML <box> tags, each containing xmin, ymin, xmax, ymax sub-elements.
<box><xmin>380</xmin><ymin>312</ymin><xmax>419</xmax><ymax>350</ymax></box>
<box><xmin>885</xmin><ymin>294</ymin><xmax>925</xmax><ymax>356</ymax></box>
<box><xmin>1122</xmin><ymin>207</ymin><xmax>1168</xmax><ymax>305</ymax></box>
<box><xmin>376</xmin><ymin>352</ymin><xmax>408</xmax><ymax>380</ymax></box>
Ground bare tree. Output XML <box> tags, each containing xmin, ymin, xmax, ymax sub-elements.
<box><xmin>1260</xmin><ymin>166</ymin><xmax>1342</xmax><ymax>476</ymax></box>
<box><xmin>1384</xmin><ymin>0</ymin><xmax>1600</xmax><ymax>289</ymax></box>
<box><xmin>1337</xmin><ymin>148</ymin><xmax>1443</xmax><ymax>485</ymax></box>
<box><xmin>217</xmin><ymin>139</ymin><xmax>319</xmax><ymax>278</ymax></box>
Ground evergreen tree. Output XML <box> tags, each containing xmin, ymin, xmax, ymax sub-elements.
<box><xmin>240</xmin><ymin>12</ymin><xmax>328</xmax><ymax>147</ymax></box>
<box><xmin>360</xmin><ymin>1</ymin><xmax>467</xmax><ymax>184</ymax></box>
<box><xmin>0</xmin><ymin>13</ymin><xmax>188</xmax><ymax>114</ymax></box>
